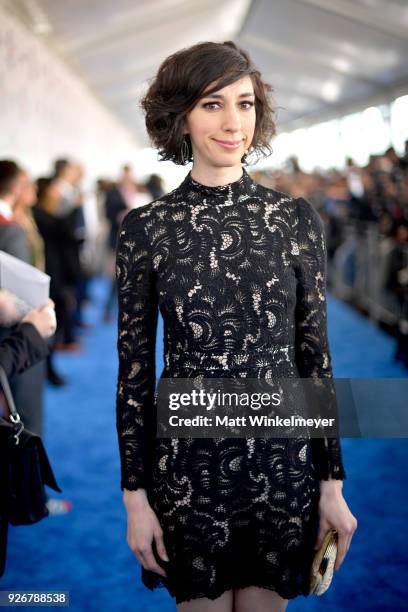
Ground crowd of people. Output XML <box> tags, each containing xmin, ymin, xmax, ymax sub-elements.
<box><xmin>0</xmin><ymin>158</ymin><xmax>165</xmax><ymax>516</ymax></box>
<box><xmin>96</xmin><ymin>166</ymin><xmax>164</xmax><ymax>320</ymax></box>
<box><xmin>254</xmin><ymin>141</ymin><xmax>408</xmax><ymax>368</ymax></box>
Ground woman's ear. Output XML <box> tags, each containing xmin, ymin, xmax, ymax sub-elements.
<box><xmin>181</xmin><ymin>115</ymin><xmax>189</xmax><ymax>135</ymax></box>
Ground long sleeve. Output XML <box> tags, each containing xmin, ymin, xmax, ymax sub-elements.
<box><xmin>115</xmin><ymin>208</ymin><xmax>159</xmax><ymax>491</ymax></box>
<box><xmin>0</xmin><ymin>322</ymin><xmax>49</xmax><ymax>378</ymax></box>
<box><xmin>294</xmin><ymin>197</ymin><xmax>347</xmax><ymax>481</ymax></box>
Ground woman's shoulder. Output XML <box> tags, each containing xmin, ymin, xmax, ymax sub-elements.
<box><xmin>251</xmin><ymin>179</ymin><xmax>315</xmax><ymax>211</ymax></box>
<box><xmin>250</xmin><ymin>179</ymin><xmax>297</xmax><ymax>209</ymax></box>
<box><xmin>120</xmin><ymin>194</ymin><xmax>170</xmax><ymax>229</ymax></box>
<box><xmin>294</xmin><ymin>196</ymin><xmax>325</xmax><ymax>234</ymax></box>
<box><xmin>251</xmin><ymin>181</ymin><xmax>301</xmax><ymax>223</ymax></box>
<box><xmin>251</xmin><ymin>181</ymin><xmax>324</xmax><ymax>239</ymax></box>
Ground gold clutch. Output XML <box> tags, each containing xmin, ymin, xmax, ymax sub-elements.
<box><xmin>309</xmin><ymin>528</ymin><xmax>338</xmax><ymax>596</ymax></box>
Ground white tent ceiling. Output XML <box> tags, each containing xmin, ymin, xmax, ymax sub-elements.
<box><xmin>4</xmin><ymin>0</ymin><xmax>408</xmax><ymax>146</ymax></box>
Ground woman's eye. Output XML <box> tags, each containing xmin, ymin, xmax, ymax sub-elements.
<box><xmin>241</xmin><ymin>101</ymin><xmax>255</xmax><ymax>109</ymax></box>
<box><xmin>202</xmin><ymin>101</ymin><xmax>255</xmax><ymax>110</ymax></box>
<box><xmin>202</xmin><ymin>102</ymin><xmax>220</xmax><ymax>110</ymax></box>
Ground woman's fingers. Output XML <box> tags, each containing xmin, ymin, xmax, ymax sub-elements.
<box><xmin>317</xmin><ymin>490</ymin><xmax>358</xmax><ymax>571</ymax></box>
<box><xmin>154</xmin><ymin>528</ymin><xmax>170</xmax><ymax>563</ymax></box>
<box><xmin>314</xmin><ymin>519</ymin><xmax>330</xmax><ymax>550</ymax></box>
<box><xmin>334</xmin><ymin>531</ymin><xmax>348</xmax><ymax>570</ymax></box>
<box><xmin>139</xmin><ymin>545</ymin><xmax>167</xmax><ymax>577</ymax></box>
<box><xmin>314</xmin><ymin>520</ymin><xmax>356</xmax><ymax>571</ymax></box>
<box><xmin>126</xmin><ymin>505</ymin><xmax>169</xmax><ymax>578</ymax></box>
<box><xmin>334</xmin><ymin>520</ymin><xmax>357</xmax><ymax>570</ymax></box>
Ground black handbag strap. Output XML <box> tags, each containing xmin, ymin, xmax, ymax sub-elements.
<box><xmin>0</xmin><ymin>365</ymin><xmax>24</xmax><ymax>441</ymax></box>
<box><xmin>0</xmin><ymin>369</ymin><xmax>62</xmax><ymax>494</ymax></box>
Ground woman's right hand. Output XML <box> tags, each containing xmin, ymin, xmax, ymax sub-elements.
<box><xmin>124</xmin><ymin>489</ymin><xmax>169</xmax><ymax>578</ymax></box>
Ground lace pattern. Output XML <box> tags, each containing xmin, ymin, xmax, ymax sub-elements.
<box><xmin>115</xmin><ymin>167</ymin><xmax>346</xmax><ymax>603</ymax></box>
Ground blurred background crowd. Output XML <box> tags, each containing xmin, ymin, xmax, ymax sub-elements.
<box><xmin>0</xmin><ymin>158</ymin><xmax>166</xmax><ymax>514</ymax></box>
<box><xmin>258</xmin><ymin>142</ymin><xmax>408</xmax><ymax>367</ymax></box>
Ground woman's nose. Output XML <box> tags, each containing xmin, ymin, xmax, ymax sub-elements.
<box><xmin>222</xmin><ymin>105</ymin><xmax>242</xmax><ymax>132</ymax></box>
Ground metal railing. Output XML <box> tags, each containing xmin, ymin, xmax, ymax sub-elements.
<box><xmin>329</xmin><ymin>222</ymin><xmax>408</xmax><ymax>326</ymax></box>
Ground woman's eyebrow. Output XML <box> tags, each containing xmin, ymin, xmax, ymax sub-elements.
<box><xmin>202</xmin><ymin>92</ymin><xmax>255</xmax><ymax>99</ymax></box>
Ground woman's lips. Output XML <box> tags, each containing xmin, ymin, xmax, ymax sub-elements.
<box><xmin>213</xmin><ymin>139</ymin><xmax>243</xmax><ymax>150</ymax></box>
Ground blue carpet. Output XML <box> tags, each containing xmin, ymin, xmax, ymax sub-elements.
<box><xmin>1</xmin><ymin>277</ymin><xmax>407</xmax><ymax>611</ymax></box>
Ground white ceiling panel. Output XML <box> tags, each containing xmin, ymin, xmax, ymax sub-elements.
<box><xmin>4</xmin><ymin>0</ymin><xmax>408</xmax><ymax>143</ymax></box>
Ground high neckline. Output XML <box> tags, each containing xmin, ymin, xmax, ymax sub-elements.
<box><xmin>179</xmin><ymin>166</ymin><xmax>255</xmax><ymax>204</ymax></box>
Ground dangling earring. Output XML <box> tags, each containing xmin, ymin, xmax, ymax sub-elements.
<box><xmin>242</xmin><ymin>146</ymin><xmax>253</xmax><ymax>165</ymax></box>
<box><xmin>180</xmin><ymin>136</ymin><xmax>189</xmax><ymax>164</ymax></box>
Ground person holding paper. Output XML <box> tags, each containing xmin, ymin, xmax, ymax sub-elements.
<box><xmin>0</xmin><ymin>290</ymin><xmax>55</xmax><ymax>377</ymax></box>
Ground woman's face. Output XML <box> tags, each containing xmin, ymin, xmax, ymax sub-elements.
<box><xmin>184</xmin><ymin>75</ymin><xmax>256</xmax><ymax>170</ymax></box>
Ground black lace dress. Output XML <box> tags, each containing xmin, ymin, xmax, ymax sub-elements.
<box><xmin>115</xmin><ymin>167</ymin><xmax>347</xmax><ymax>605</ymax></box>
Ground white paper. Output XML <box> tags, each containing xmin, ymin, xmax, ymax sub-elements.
<box><xmin>0</xmin><ymin>251</ymin><xmax>50</xmax><ymax>308</ymax></box>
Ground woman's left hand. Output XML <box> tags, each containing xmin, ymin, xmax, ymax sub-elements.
<box><xmin>315</xmin><ymin>480</ymin><xmax>358</xmax><ymax>571</ymax></box>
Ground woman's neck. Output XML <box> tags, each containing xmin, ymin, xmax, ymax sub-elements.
<box><xmin>190</xmin><ymin>163</ymin><xmax>243</xmax><ymax>187</ymax></box>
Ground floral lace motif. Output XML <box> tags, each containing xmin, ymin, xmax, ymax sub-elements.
<box><xmin>116</xmin><ymin>167</ymin><xmax>346</xmax><ymax>604</ymax></box>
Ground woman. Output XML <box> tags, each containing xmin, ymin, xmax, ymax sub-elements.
<box><xmin>12</xmin><ymin>171</ymin><xmax>45</xmax><ymax>271</ymax></box>
<box><xmin>116</xmin><ymin>41</ymin><xmax>357</xmax><ymax>611</ymax></box>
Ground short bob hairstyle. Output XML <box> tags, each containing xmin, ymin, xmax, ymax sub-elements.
<box><xmin>141</xmin><ymin>41</ymin><xmax>276</xmax><ymax>166</ymax></box>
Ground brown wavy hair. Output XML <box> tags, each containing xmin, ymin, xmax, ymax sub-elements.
<box><xmin>140</xmin><ymin>41</ymin><xmax>276</xmax><ymax>166</ymax></box>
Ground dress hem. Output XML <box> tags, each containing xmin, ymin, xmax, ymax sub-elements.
<box><xmin>142</xmin><ymin>575</ymin><xmax>313</xmax><ymax>605</ymax></box>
